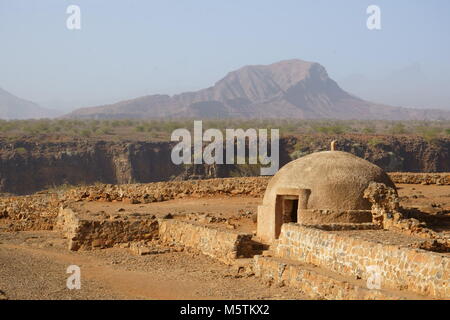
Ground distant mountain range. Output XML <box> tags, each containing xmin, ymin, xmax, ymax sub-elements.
<box><xmin>65</xmin><ymin>59</ymin><xmax>450</xmax><ymax>121</ymax></box>
<box><xmin>3</xmin><ymin>60</ymin><xmax>450</xmax><ymax>121</ymax></box>
<box><xmin>0</xmin><ymin>87</ymin><xmax>58</xmax><ymax>120</ymax></box>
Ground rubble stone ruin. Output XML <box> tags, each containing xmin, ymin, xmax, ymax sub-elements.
<box><xmin>26</xmin><ymin>141</ymin><xmax>447</xmax><ymax>299</ymax></box>
<box><xmin>257</xmin><ymin>145</ymin><xmax>396</xmax><ymax>242</ymax></box>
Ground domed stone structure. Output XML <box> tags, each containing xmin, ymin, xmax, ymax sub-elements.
<box><xmin>257</xmin><ymin>150</ymin><xmax>396</xmax><ymax>243</ymax></box>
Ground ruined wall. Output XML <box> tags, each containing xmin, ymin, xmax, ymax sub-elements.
<box><xmin>0</xmin><ymin>194</ymin><xmax>60</xmax><ymax>231</ymax></box>
<box><xmin>159</xmin><ymin>219</ymin><xmax>253</xmax><ymax>265</ymax></box>
<box><xmin>0</xmin><ymin>177</ymin><xmax>269</xmax><ymax>231</ymax></box>
<box><xmin>63</xmin><ymin>177</ymin><xmax>268</xmax><ymax>203</ymax></box>
<box><xmin>388</xmin><ymin>172</ymin><xmax>450</xmax><ymax>185</ymax></box>
<box><xmin>275</xmin><ymin>224</ymin><xmax>449</xmax><ymax>299</ymax></box>
<box><xmin>56</xmin><ymin>207</ymin><xmax>159</xmax><ymax>251</ymax></box>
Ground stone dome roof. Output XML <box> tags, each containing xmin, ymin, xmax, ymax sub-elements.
<box><xmin>262</xmin><ymin>151</ymin><xmax>395</xmax><ymax>211</ymax></box>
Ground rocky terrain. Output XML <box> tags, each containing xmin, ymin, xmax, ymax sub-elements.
<box><xmin>0</xmin><ymin>134</ymin><xmax>449</xmax><ymax>195</ymax></box>
<box><xmin>64</xmin><ymin>60</ymin><xmax>450</xmax><ymax>120</ymax></box>
<box><xmin>1</xmin><ymin>175</ymin><xmax>449</xmax><ymax>234</ymax></box>
<box><xmin>0</xmin><ymin>175</ymin><xmax>449</xmax><ymax>300</ymax></box>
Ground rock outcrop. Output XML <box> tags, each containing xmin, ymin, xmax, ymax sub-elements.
<box><xmin>1</xmin><ymin>135</ymin><xmax>449</xmax><ymax>195</ymax></box>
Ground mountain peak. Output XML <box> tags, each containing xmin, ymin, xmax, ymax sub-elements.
<box><xmin>0</xmin><ymin>87</ymin><xmax>58</xmax><ymax>120</ymax></box>
<box><xmin>65</xmin><ymin>59</ymin><xmax>450</xmax><ymax>120</ymax></box>
<box><xmin>221</xmin><ymin>59</ymin><xmax>317</xmax><ymax>88</ymax></box>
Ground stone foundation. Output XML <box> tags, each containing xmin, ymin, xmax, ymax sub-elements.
<box><xmin>275</xmin><ymin>224</ymin><xmax>449</xmax><ymax>299</ymax></box>
<box><xmin>56</xmin><ymin>207</ymin><xmax>159</xmax><ymax>250</ymax></box>
<box><xmin>253</xmin><ymin>256</ymin><xmax>424</xmax><ymax>300</ymax></box>
<box><xmin>159</xmin><ymin>219</ymin><xmax>254</xmax><ymax>265</ymax></box>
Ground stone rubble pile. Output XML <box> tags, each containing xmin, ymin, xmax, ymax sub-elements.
<box><xmin>0</xmin><ymin>177</ymin><xmax>268</xmax><ymax>231</ymax></box>
<box><xmin>0</xmin><ymin>194</ymin><xmax>60</xmax><ymax>231</ymax></box>
<box><xmin>0</xmin><ymin>174</ymin><xmax>448</xmax><ymax>233</ymax></box>
<box><xmin>364</xmin><ymin>182</ymin><xmax>450</xmax><ymax>250</ymax></box>
<box><xmin>62</xmin><ymin>177</ymin><xmax>269</xmax><ymax>203</ymax></box>
<box><xmin>389</xmin><ymin>172</ymin><xmax>450</xmax><ymax>185</ymax></box>
<box><xmin>128</xmin><ymin>240</ymin><xmax>175</xmax><ymax>256</ymax></box>
<box><xmin>185</xmin><ymin>212</ymin><xmax>228</xmax><ymax>224</ymax></box>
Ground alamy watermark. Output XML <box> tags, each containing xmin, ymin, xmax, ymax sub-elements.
<box><xmin>366</xmin><ymin>265</ymin><xmax>382</xmax><ymax>290</ymax></box>
<box><xmin>367</xmin><ymin>5</ymin><xmax>381</xmax><ymax>30</ymax></box>
<box><xmin>170</xmin><ymin>121</ymin><xmax>279</xmax><ymax>176</ymax></box>
<box><xmin>66</xmin><ymin>265</ymin><xmax>81</xmax><ymax>290</ymax></box>
<box><xmin>65</xmin><ymin>5</ymin><xmax>382</xmax><ymax>31</ymax></box>
<box><xmin>66</xmin><ymin>5</ymin><xmax>81</xmax><ymax>30</ymax></box>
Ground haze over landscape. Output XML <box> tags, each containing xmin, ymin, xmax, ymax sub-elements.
<box><xmin>1</xmin><ymin>0</ymin><xmax>450</xmax><ymax>119</ymax></box>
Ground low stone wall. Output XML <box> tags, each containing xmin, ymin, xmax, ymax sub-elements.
<box><xmin>389</xmin><ymin>172</ymin><xmax>450</xmax><ymax>185</ymax></box>
<box><xmin>159</xmin><ymin>219</ymin><xmax>253</xmax><ymax>265</ymax></box>
<box><xmin>0</xmin><ymin>193</ymin><xmax>60</xmax><ymax>231</ymax></box>
<box><xmin>275</xmin><ymin>224</ymin><xmax>449</xmax><ymax>299</ymax></box>
<box><xmin>56</xmin><ymin>207</ymin><xmax>159</xmax><ymax>250</ymax></box>
<box><xmin>253</xmin><ymin>256</ymin><xmax>417</xmax><ymax>300</ymax></box>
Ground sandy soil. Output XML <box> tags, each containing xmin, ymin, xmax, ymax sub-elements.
<box><xmin>0</xmin><ymin>231</ymin><xmax>307</xmax><ymax>300</ymax></box>
<box><xmin>398</xmin><ymin>184</ymin><xmax>450</xmax><ymax>211</ymax></box>
<box><xmin>80</xmin><ymin>196</ymin><xmax>261</xmax><ymax>233</ymax></box>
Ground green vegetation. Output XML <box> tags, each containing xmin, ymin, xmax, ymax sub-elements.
<box><xmin>390</xmin><ymin>123</ymin><xmax>407</xmax><ymax>135</ymax></box>
<box><xmin>367</xmin><ymin>137</ymin><xmax>384</xmax><ymax>147</ymax></box>
<box><xmin>416</xmin><ymin>126</ymin><xmax>442</xmax><ymax>143</ymax></box>
<box><xmin>314</xmin><ymin>124</ymin><xmax>349</xmax><ymax>134</ymax></box>
<box><xmin>0</xmin><ymin>119</ymin><xmax>450</xmax><ymax>141</ymax></box>
<box><xmin>14</xmin><ymin>147</ymin><xmax>27</xmax><ymax>154</ymax></box>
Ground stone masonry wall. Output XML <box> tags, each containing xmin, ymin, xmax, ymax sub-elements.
<box><xmin>276</xmin><ymin>224</ymin><xmax>449</xmax><ymax>299</ymax></box>
<box><xmin>159</xmin><ymin>219</ymin><xmax>253</xmax><ymax>265</ymax></box>
<box><xmin>56</xmin><ymin>207</ymin><xmax>159</xmax><ymax>250</ymax></box>
<box><xmin>253</xmin><ymin>256</ymin><xmax>418</xmax><ymax>300</ymax></box>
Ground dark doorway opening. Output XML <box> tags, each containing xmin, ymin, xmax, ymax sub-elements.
<box><xmin>282</xmin><ymin>197</ymin><xmax>298</xmax><ymax>224</ymax></box>
<box><xmin>290</xmin><ymin>199</ymin><xmax>299</xmax><ymax>223</ymax></box>
<box><xmin>275</xmin><ymin>195</ymin><xmax>299</xmax><ymax>239</ymax></box>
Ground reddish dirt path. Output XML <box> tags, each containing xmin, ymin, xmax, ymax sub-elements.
<box><xmin>0</xmin><ymin>231</ymin><xmax>307</xmax><ymax>300</ymax></box>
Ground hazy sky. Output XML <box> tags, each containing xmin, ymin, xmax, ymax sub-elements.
<box><xmin>1</xmin><ymin>0</ymin><xmax>449</xmax><ymax>111</ymax></box>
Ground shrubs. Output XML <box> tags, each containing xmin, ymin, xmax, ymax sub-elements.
<box><xmin>0</xmin><ymin>119</ymin><xmax>449</xmax><ymax>140</ymax></box>
<box><xmin>14</xmin><ymin>147</ymin><xmax>27</xmax><ymax>155</ymax></box>
<box><xmin>415</xmin><ymin>126</ymin><xmax>442</xmax><ymax>143</ymax></box>
<box><xmin>313</xmin><ymin>124</ymin><xmax>348</xmax><ymax>134</ymax></box>
<box><xmin>390</xmin><ymin>123</ymin><xmax>407</xmax><ymax>135</ymax></box>
<box><xmin>363</xmin><ymin>127</ymin><xmax>375</xmax><ymax>134</ymax></box>
<box><xmin>80</xmin><ymin>129</ymin><xmax>91</xmax><ymax>137</ymax></box>
<box><xmin>367</xmin><ymin>137</ymin><xmax>384</xmax><ymax>147</ymax></box>
<box><xmin>135</xmin><ymin>125</ymin><xmax>145</xmax><ymax>132</ymax></box>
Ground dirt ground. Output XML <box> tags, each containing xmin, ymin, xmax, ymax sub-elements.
<box><xmin>397</xmin><ymin>184</ymin><xmax>450</xmax><ymax>212</ymax></box>
<box><xmin>1</xmin><ymin>184</ymin><xmax>449</xmax><ymax>300</ymax></box>
<box><xmin>0</xmin><ymin>229</ymin><xmax>309</xmax><ymax>300</ymax></box>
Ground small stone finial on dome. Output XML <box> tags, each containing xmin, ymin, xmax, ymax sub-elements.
<box><xmin>331</xmin><ymin>140</ymin><xmax>337</xmax><ymax>151</ymax></box>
